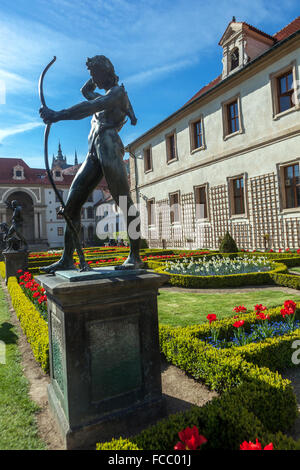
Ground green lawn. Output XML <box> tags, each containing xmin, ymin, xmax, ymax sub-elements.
<box><xmin>290</xmin><ymin>267</ymin><xmax>300</xmax><ymax>273</ymax></box>
<box><xmin>0</xmin><ymin>285</ymin><xmax>45</xmax><ymax>450</ymax></box>
<box><xmin>158</xmin><ymin>288</ymin><xmax>300</xmax><ymax>327</ymax></box>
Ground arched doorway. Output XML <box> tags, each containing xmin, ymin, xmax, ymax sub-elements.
<box><xmin>6</xmin><ymin>191</ymin><xmax>34</xmax><ymax>243</ymax></box>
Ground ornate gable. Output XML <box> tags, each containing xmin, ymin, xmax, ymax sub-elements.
<box><xmin>219</xmin><ymin>18</ymin><xmax>275</xmax><ymax>79</ymax></box>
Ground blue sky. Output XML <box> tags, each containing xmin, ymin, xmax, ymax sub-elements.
<box><xmin>0</xmin><ymin>0</ymin><xmax>299</xmax><ymax>168</ymax></box>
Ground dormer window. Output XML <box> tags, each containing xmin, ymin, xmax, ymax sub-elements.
<box><xmin>230</xmin><ymin>48</ymin><xmax>239</xmax><ymax>71</ymax></box>
<box><xmin>52</xmin><ymin>167</ymin><xmax>64</xmax><ymax>181</ymax></box>
<box><xmin>219</xmin><ymin>19</ymin><xmax>275</xmax><ymax>80</ymax></box>
<box><xmin>13</xmin><ymin>165</ymin><xmax>25</xmax><ymax>180</ymax></box>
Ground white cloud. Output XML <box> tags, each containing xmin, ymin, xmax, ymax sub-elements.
<box><xmin>0</xmin><ymin>122</ymin><xmax>43</xmax><ymax>144</ymax></box>
<box><xmin>0</xmin><ymin>69</ymin><xmax>33</xmax><ymax>95</ymax></box>
<box><xmin>123</xmin><ymin>59</ymin><xmax>195</xmax><ymax>86</ymax></box>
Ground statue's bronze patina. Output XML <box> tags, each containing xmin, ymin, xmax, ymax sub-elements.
<box><xmin>39</xmin><ymin>56</ymin><xmax>142</xmax><ymax>273</ymax></box>
<box><xmin>1</xmin><ymin>201</ymin><xmax>28</xmax><ymax>252</ymax></box>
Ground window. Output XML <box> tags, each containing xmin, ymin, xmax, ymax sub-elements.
<box><xmin>88</xmin><ymin>225</ymin><xmax>94</xmax><ymax>240</ymax></box>
<box><xmin>190</xmin><ymin>118</ymin><xmax>204</xmax><ymax>151</ymax></box>
<box><xmin>194</xmin><ymin>185</ymin><xmax>208</xmax><ymax>219</ymax></box>
<box><xmin>227</xmin><ymin>100</ymin><xmax>239</xmax><ymax>134</ymax></box>
<box><xmin>232</xmin><ymin>177</ymin><xmax>245</xmax><ymax>215</ymax></box>
<box><xmin>13</xmin><ymin>165</ymin><xmax>24</xmax><ymax>180</ymax></box>
<box><xmin>57</xmin><ymin>227</ymin><xmax>64</xmax><ymax>236</ymax></box>
<box><xmin>222</xmin><ymin>95</ymin><xmax>242</xmax><ymax>139</ymax></box>
<box><xmin>147</xmin><ymin>198</ymin><xmax>155</xmax><ymax>226</ymax></box>
<box><xmin>55</xmin><ymin>171</ymin><xmax>61</xmax><ymax>178</ymax></box>
<box><xmin>86</xmin><ymin>206</ymin><xmax>94</xmax><ymax>219</ymax></box>
<box><xmin>144</xmin><ymin>147</ymin><xmax>152</xmax><ymax>172</ymax></box>
<box><xmin>277</xmin><ymin>70</ymin><xmax>294</xmax><ymax>114</ymax></box>
<box><xmin>284</xmin><ymin>164</ymin><xmax>300</xmax><ymax>209</ymax></box>
<box><xmin>270</xmin><ymin>62</ymin><xmax>298</xmax><ymax>118</ymax></box>
<box><xmin>56</xmin><ymin>207</ymin><xmax>63</xmax><ymax>219</ymax></box>
<box><xmin>166</xmin><ymin>132</ymin><xmax>177</xmax><ymax>162</ymax></box>
<box><xmin>169</xmin><ymin>191</ymin><xmax>180</xmax><ymax>223</ymax></box>
<box><xmin>56</xmin><ymin>189</ymin><xmax>63</xmax><ymax>203</ymax></box>
<box><xmin>230</xmin><ymin>48</ymin><xmax>239</xmax><ymax>71</ymax></box>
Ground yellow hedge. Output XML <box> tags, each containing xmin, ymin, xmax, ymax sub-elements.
<box><xmin>7</xmin><ymin>277</ymin><xmax>49</xmax><ymax>372</ymax></box>
<box><xmin>0</xmin><ymin>261</ymin><xmax>5</xmax><ymax>280</ymax></box>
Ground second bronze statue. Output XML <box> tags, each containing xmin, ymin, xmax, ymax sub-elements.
<box><xmin>39</xmin><ymin>55</ymin><xmax>143</xmax><ymax>274</ymax></box>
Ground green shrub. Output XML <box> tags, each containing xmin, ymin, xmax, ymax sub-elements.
<box><xmin>271</xmin><ymin>272</ymin><xmax>300</xmax><ymax>290</ymax></box>
<box><xmin>219</xmin><ymin>232</ymin><xmax>238</xmax><ymax>253</ymax></box>
<box><xmin>7</xmin><ymin>277</ymin><xmax>49</xmax><ymax>372</ymax></box>
<box><xmin>0</xmin><ymin>261</ymin><xmax>5</xmax><ymax>280</ymax></box>
<box><xmin>154</xmin><ymin>262</ymin><xmax>287</xmax><ymax>289</ymax></box>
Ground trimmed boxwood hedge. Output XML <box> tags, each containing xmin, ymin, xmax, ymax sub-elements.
<box><xmin>97</xmin><ymin>304</ymin><xmax>300</xmax><ymax>450</ymax></box>
<box><xmin>6</xmin><ymin>276</ymin><xmax>49</xmax><ymax>372</ymax></box>
<box><xmin>153</xmin><ymin>261</ymin><xmax>287</xmax><ymax>288</ymax></box>
<box><xmin>1</xmin><ymin>260</ymin><xmax>300</xmax><ymax>450</ymax></box>
<box><xmin>271</xmin><ymin>272</ymin><xmax>300</xmax><ymax>290</ymax></box>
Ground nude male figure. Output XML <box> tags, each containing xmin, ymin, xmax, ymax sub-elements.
<box><xmin>39</xmin><ymin>55</ymin><xmax>142</xmax><ymax>273</ymax></box>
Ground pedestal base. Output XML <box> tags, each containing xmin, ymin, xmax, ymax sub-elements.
<box><xmin>3</xmin><ymin>250</ymin><xmax>29</xmax><ymax>284</ymax></box>
<box><xmin>48</xmin><ymin>382</ymin><xmax>165</xmax><ymax>450</ymax></box>
<box><xmin>36</xmin><ymin>268</ymin><xmax>168</xmax><ymax>450</ymax></box>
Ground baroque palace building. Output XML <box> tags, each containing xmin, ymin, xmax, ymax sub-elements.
<box><xmin>0</xmin><ymin>144</ymin><xmax>109</xmax><ymax>249</ymax></box>
<box><xmin>127</xmin><ymin>16</ymin><xmax>300</xmax><ymax>251</ymax></box>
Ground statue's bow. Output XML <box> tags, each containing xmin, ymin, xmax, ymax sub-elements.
<box><xmin>38</xmin><ymin>57</ymin><xmax>90</xmax><ymax>272</ymax></box>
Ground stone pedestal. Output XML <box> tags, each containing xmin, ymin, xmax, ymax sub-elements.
<box><xmin>3</xmin><ymin>250</ymin><xmax>29</xmax><ymax>284</ymax></box>
<box><xmin>36</xmin><ymin>268</ymin><xmax>168</xmax><ymax>450</ymax></box>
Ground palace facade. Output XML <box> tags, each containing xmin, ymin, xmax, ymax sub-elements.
<box><xmin>0</xmin><ymin>144</ymin><xmax>108</xmax><ymax>249</ymax></box>
<box><xmin>127</xmin><ymin>16</ymin><xmax>300</xmax><ymax>251</ymax></box>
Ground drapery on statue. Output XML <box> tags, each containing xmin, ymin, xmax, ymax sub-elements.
<box><xmin>1</xmin><ymin>200</ymin><xmax>28</xmax><ymax>252</ymax></box>
<box><xmin>39</xmin><ymin>55</ymin><xmax>143</xmax><ymax>274</ymax></box>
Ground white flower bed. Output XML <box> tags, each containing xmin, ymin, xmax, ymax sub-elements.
<box><xmin>164</xmin><ymin>255</ymin><xmax>273</xmax><ymax>277</ymax></box>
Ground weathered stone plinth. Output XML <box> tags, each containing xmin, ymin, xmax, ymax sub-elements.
<box><xmin>3</xmin><ymin>250</ymin><xmax>29</xmax><ymax>284</ymax></box>
<box><xmin>36</xmin><ymin>267</ymin><xmax>168</xmax><ymax>450</ymax></box>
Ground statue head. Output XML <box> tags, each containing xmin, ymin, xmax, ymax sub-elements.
<box><xmin>11</xmin><ymin>200</ymin><xmax>18</xmax><ymax>209</ymax></box>
<box><xmin>86</xmin><ymin>55</ymin><xmax>119</xmax><ymax>89</ymax></box>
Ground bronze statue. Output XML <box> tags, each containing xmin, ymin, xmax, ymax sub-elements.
<box><xmin>39</xmin><ymin>55</ymin><xmax>142</xmax><ymax>273</ymax></box>
<box><xmin>2</xmin><ymin>201</ymin><xmax>28</xmax><ymax>252</ymax></box>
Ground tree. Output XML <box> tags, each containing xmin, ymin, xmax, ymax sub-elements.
<box><xmin>219</xmin><ymin>231</ymin><xmax>238</xmax><ymax>253</ymax></box>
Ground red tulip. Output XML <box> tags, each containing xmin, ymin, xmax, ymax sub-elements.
<box><xmin>240</xmin><ymin>439</ymin><xmax>273</xmax><ymax>450</ymax></box>
<box><xmin>174</xmin><ymin>426</ymin><xmax>207</xmax><ymax>450</ymax></box>
<box><xmin>207</xmin><ymin>314</ymin><xmax>217</xmax><ymax>324</ymax></box>
<box><xmin>233</xmin><ymin>320</ymin><xmax>245</xmax><ymax>328</ymax></box>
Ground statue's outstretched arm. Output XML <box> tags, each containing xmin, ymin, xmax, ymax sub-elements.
<box><xmin>39</xmin><ymin>86</ymin><xmax>122</xmax><ymax>123</ymax></box>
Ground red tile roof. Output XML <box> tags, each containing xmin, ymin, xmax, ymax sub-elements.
<box><xmin>273</xmin><ymin>16</ymin><xmax>300</xmax><ymax>42</ymax></box>
<box><xmin>0</xmin><ymin>157</ymin><xmax>74</xmax><ymax>186</ymax></box>
<box><xmin>185</xmin><ymin>16</ymin><xmax>300</xmax><ymax>106</ymax></box>
<box><xmin>184</xmin><ymin>75</ymin><xmax>222</xmax><ymax>106</ymax></box>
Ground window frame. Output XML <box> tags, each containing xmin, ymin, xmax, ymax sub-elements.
<box><xmin>169</xmin><ymin>190</ymin><xmax>181</xmax><ymax>224</ymax></box>
<box><xmin>277</xmin><ymin>70</ymin><xmax>294</xmax><ymax>114</ymax></box>
<box><xmin>165</xmin><ymin>130</ymin><xmax>178</xmax><ymax>164</ymax></box>
<box><xmin>147</xmin><ymin>197</ymin><xmax>156</xmax><ymax>227</ymax></box>
<box><xmin>277</xmin><ymin>160</ymin><xmax>300</xmax><ymax>212</ymax></box>
<box><xmin>270</xmin><ymin>61</ymin><xmax>299</xmax><ymax>119</ymax></box>
<box><xmin>194</xmin><ymin>184</ymin><xmax>209</xmax><ymax>221</ymax></box>
<box><xmin>189</xmin><ymin>115</ymin><xmax>206</xmax><ymax>154</ymax></box>
<box><xmin>227</xmin><ymin>173</ymin><xmax>248</xmax><ymax>218</ymax></box>
<box><xmin>143</xmin><ymin>145</ymin><xmax>153</xmax><ymax>173</ymax></box>
<box><xmin>222</xmin><ymin>93</ymin><xmax>243</xmax><ymax>140</ymax></box>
